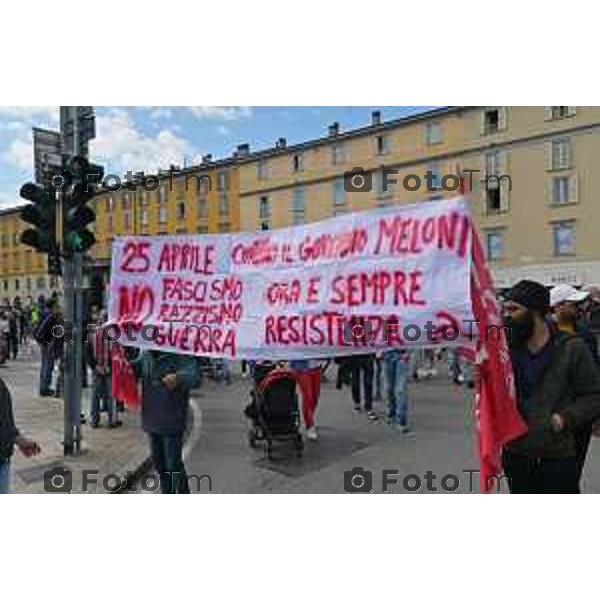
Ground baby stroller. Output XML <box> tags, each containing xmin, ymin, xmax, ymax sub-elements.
<box><xmin>244</xmin><ymin>361</ymin><xmax>304</xmax><ymax>459</ymax></box>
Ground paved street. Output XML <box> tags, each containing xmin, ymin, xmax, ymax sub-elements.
<box><xmin>4</xmin><ymin>355</ymin><xmax>600</xmax><ymax>494</ymax></box>
<box><xmin>180</xmin><ymin>367</ymin><xmax>600</xmax><ymax>494</ymax></box>
<box><xmin>0</xmin><ymin>350</ymin><xmax>148</xmax><ymax>493</ymax></box>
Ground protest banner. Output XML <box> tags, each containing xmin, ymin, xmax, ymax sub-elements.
<box><xmin>108</xmin><ymin>197</ymin><xmax>527</xmax><ymax>490</ymax></box>
<box><xmin>108</xmin><ymin>198</ymin><xmax>476</xmax><ymax>360</ymax></box>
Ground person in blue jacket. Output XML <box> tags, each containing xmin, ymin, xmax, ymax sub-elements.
<box><xmin>128</xmin><ymin>349</ymin><xmax>200</xmax><ymax>494</ymax></box>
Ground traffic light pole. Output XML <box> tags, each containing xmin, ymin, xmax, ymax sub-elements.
<box><xmin>60</xmin><ymin>107</ymin><xmax>85</xmax><ymax>456</ymax></box>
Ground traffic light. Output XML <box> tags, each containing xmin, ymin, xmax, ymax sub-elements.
<box><xmin>63</xmin><ymin>156</ymin><xmax>104</xmax><ymax>254</ymax></box>
<box><xmin>19</xmin><ymin>182</ymin><xmax>57</xmax><ymax>253</ymax></box>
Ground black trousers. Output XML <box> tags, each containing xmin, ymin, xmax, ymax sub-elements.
<box><xmin>502</xmin><ymin>450</ymin><xmax>580</xmax><ymax>494</ymax></box>
<box><xmin>574</xmin><ymin>425</ymin><xmax>592</xmax><ymax>481</ymax></box>
<box><xmin>350</xmin><ymin>357</ymin><xmax>374</xmax><ymax>411</ymax></box>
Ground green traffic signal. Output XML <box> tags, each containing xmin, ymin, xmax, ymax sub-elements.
<box><xmin>63</xmin><ymin>156</ymin><xmax>103</xmax><ymax>255</ymax></box>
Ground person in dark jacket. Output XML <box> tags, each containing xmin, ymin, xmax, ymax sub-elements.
<box><xmin>0</xmin><ymin>376</ymin><xmax>40</xmax><ymax>493</ymax></box>
<box><xmin>129</xmin><ymin>349</ymin><xmax>199</xmax><ymax>493</ymax></box>
<box><xmin>35</xmin><ymin>299</ymin><xmax>61</xmax><ymax>396</ymax></box>
<box><xmin>550</xmin><ymin>283</ymin><xmax>600</xmax><ymax>481</ymax></box>
<box><xmin>502</xmin><ymin>280</ymin><xmax>600</xmax><ymax>493</ymax></box>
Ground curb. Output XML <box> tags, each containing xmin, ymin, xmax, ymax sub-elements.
<box><xmin>112</xmin><ymin>396</ymin><xmax>202</xmax><ymax>494</ymax></box>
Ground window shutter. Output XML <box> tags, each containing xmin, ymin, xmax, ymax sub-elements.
<box><xmin>569</xmin><ymin>173</ymin><xmax>579</xmax><ymax>203</ymax></box>
<box><xmin>499</xmin><ymin>107</ymin><xmax>508</xmax><ymax>131</ymax></box>
<box><xmin>544</xmin><ymin>107</ymin><xmax>554</xmax><ymax>121</ymax></box>
<box><xmin>480</xmin><ymin>109</ymin><xmax>487</xmax><ymax>135</ymax></box>
<box><xmin>565</xmin><ymin>139</ymin><xmax>572</xmax><ymax>168</ymax></box>
<box><xmin>500</xmin><ymin>180</ymin><xmax>510</xmax><ymax>212</ymax></box>
<box><xmin>546</xmin><ymin>140</ymin><xmax>554</xmax><ymax>171</ymax></box>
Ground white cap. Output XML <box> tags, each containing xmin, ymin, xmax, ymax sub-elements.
<box><xmin>550</xmin><ymin>283</ymin><xmax>589</xmax><ymax>307</ymax></box>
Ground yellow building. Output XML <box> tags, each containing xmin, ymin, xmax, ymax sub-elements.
<box><xmin>237</xmin><ymin>106</ymin><xmax>600</xmax><ymax>288</ymax></box>
<box><xmin>0</xmin><ymin>205</ymin><xmax>55</xmax><ymax>301</ymax></box>
<box><xmin>3</xmin><ymin>107</ymin><xmax>600</xmax><ymax>299</ymax></box>
<box><xmin>0</xmin><ymin>155</ymin><xmax>241</xmax><ymax>301</ymax></box>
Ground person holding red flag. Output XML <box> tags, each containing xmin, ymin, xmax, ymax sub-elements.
<box><xmin>501</xmin><ymin>279</ymin><xmax>600</xmax><ymax>493</ymax></box>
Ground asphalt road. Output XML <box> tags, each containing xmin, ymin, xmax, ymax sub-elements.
<box><xmin>182</xmin><ymin>372</ymin><xmax>600</xmax><ymax>494</ymax></box>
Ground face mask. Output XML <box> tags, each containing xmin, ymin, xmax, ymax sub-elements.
<box><xmin>504</xmin><ymin>311</ymin><xmax>535</xmax><ymax>349</ymax></box>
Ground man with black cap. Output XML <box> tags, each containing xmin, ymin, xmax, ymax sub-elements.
<box><xmin>502</xmin><ymin>279</ymin><xmax>600</xmax><ymax>493</ymax></box>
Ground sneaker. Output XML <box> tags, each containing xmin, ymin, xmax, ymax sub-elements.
<box><xmin>353</xmin><ymin>404</ymin><xmax>362</xmax><ymax>412</ymax></box>
<box><xmin>367</xmin><ymin>411</ymin><xmax>379</xmax><ymax>421</ymax></box>
<box><xmin>306</xmin><ymin>426</ymin><xmax>318</xmax><ymax>441</ymax></box>
<box><xmin>397</xmin><ymin>425</ymin><xmax>411</xmax><ymax>434</ymax></box>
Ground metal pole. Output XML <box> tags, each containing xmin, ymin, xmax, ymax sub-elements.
<box><xmin>60</xmin><ymin>106</ymin><xmax>86</xmax><ymax>455</ymax></box>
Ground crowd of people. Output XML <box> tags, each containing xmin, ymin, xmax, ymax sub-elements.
<box><xmin>1</xmin><ymin>280</ymin><xmax>600</xmax><ymax>494</ymax></box>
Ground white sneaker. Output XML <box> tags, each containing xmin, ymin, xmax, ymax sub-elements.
<box><xmin>306</xmin><ymin>426</ymin><xmax>318</xmax><ymax>441</ymax></box>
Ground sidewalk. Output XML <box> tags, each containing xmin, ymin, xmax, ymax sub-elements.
<box><xmin>1</xmin><ymin>349</ymin><xmax>149</xmax><ymax>494</ymax></box>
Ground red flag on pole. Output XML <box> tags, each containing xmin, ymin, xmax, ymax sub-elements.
<box><xmin>470</xmin><ymin>225</ymin><xmax>527</xmax><ymax>492</ymax></box>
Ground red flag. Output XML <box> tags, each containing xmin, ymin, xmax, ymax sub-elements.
<box><xmin>470</xmin><ymin>226</ymin><xmax>527</xmax><ymax>492</ymax></box>
<box><xmin>111</xmin><ymin>344</ymin><xmax>140</xmax><ymax>408</ymax></box>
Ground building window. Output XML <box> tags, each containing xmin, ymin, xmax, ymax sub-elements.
<box><xmin>177</xmin><ymin>202</ymin><xmax>186</xmax><ymax>220</ymax></box>
<box><xmin>485</xmin><ymin>150</ymin><xmax>500</xmax><ymax>176</ymax></box>
<box><xmin>333</xmin><ymin>178</ymin><xmax>347</xmax><ymax>215</ymax></box>
<box><xmin>198</xmin><ymin>197</ymin><xmax>208</xmax><ymax>219</ymax></box>
<box><xmin>486</xmin><ymin>230</ymin><xmax>504</xmax><ymax>261</ymax></box>
<box><xmin>123</xmin><ymin>212</ymin><xmax>131</xmax><ymax>231</ymax></box>
<box><xmin>292</xmin><ymin>154</ymin><xmax>303</xmax><ymax>172</ymax></box>
<box><xmin>257</xmin><ymin>160</ymin><xmax>268</xmax><ymax>180</ymax></box>
<box><xmin>122</xmin><ymin>193</ymin><xmax>130</xmax><ymax>210</ymax></box>
<box><xmin>552</xmin><ymin>176</ymin><xmax>572</xmax><ymax>205</ymax></box>
<box><xmin>484</xmin><ymin>109</ymin><xmax>499</xmax><ymax>134</ymax></box>
<box><xmin>140</xmin><ymin>206</ymin><xmax>149</xmax><ymax>227</ymax></box>
<box><xmin>485</xmin><ymin>186</ymin><xmax>502</xmax><ymax>214</ymax></box>
<box><xmin>158</xmin><ymin>205</ymin><xmax>168</xmax><ymax>225</ymax></box>
<box><xmin>217</xmin><ymin>170</ymin><xmax>229</xmax><ymax>191</ymax></box>
<box><xmin>37</xmin><ymin>277</ymin><xmax>45</xmax><ymax>290</ymax></box>
<box><xmin>107</xmin><ymin>214</ymin><xmax>114</xmax><ymax>234</ymax></box>
<box><xmin>105</xmin><ymin>195</ymin><xmax>114</xmax><ymax>212</ymax></box>
<box><xmin>159</xmin><ymin>185</ymin><xmax>168</xmax><ymax>203</ymax></box>
<box><xmin>261</xmin><ymin>222</ymin><xmax>270</xmax><ymax>231</ymax></box>
<box><xmin>551</xmin><ymin>138</ymin><xmax>572</xmax><ymax>171</ymax></box>
<box><xmin>375</xmin><ymin>134</ymin><xmax>390</xmax><ymax>155</ymax></box>
<box><xmin>425</xmin><ymin>122</ymin><xmax>442</xmax><ymax>145</ymax></box>
<box><xmin>198</xmin><ymin>178</ymin><xmax>210</xmax><ymax>197</ymax></box>
<box><xmin>331</xmin><ymin>143</ymin><xmax>345</xmax><ymax>166</ymax></box>
<box><xmin>553</xmin><ymin>221</ymin><xmax>576</xmax><ymax>256</ymax></box>
<box><xmin>259</xmin><ymin>196</ymin><xmax>270</xmax><ymax>220</ymax></box>
<box><xmin>218</xmin><ymin>193</ymin><xmax>230</xmax><ymax>217</ymax></box>
<box><xmin>197</xmin><ymin>225</ymin><xmax>209</xmax><ymax>234</ymax></box>
<box><xmin>547</xmin><ymin>106</ymin><xmax>576</xmax><ymax>120</ymax></box>
<box><xmin>0</xmin><ymin>234</ymin><xmax>7</xmax><ymax>248</ymax></box>
<box><xmin>293</xmin><ymin>186</ymin><xmax>306</xmax><ymax>225</ymax></box>
<box><xmin>427</xmin><ymin>163</ymin><xmax>442</xmax><ymax>192</ymax></box>
<box><xmin>14</xmin><ymin>280</ymin><xmax>20</xmax><ymax>291</ymax></box>
<box><xmin>218</xmin><ymin>222</ymin><xmax>231</xmax><ymax>233</ymax></box>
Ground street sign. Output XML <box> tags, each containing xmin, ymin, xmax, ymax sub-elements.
<box><xmin>33</xmin><ymin>127</ymin><xmax>62</xmax><ymax>186</ymax></box>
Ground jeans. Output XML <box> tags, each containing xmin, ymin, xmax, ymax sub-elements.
<box><xmin>350</xmin><ymin>357</ymin><xmax>374</xmax><ymax>411</ymax></box>
<box><xmin>0</xmin><ymin>459</ymin><xmax>10</xmax><ymax>494</ymax></box>
<box><xmin>215</xmin><ymin>359</ymin><xmax>231</xmax><ymax>384</ymax></box>
<box><xmin>91</xmin><ymin>371</ymin><xmax>115</xmax><ymax>425</ymax></box>
<box><xmin>374</xmin><ymin>358</ymin><xmax>383</xmax><ymax>400</ymax></box>
<box><xmin>148</xmin><ymin>433</ymin><xmax>189</xmax><ymax>494</ymax></box>
<box><xmin>39</xmin><ymin>348</ymin><xmax>55</xmax><ymax>394</ymax></box>
<box><xmin>385</xmin><ymin>357</ymin><xmax>409</xmax><ymax>426</ymax></box>
<box><xmin>502</xmin><ymin>450</ymin><xmax>580</xmax><ymax>494</ymax></box>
